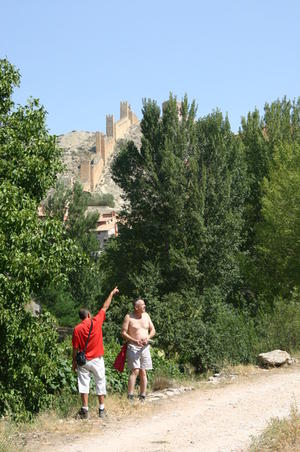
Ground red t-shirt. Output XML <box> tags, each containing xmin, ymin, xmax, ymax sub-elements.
<box><xmin>72</xmin><ymin>309</ymin><xmax>106</xmax><ymax>360</ymax></box>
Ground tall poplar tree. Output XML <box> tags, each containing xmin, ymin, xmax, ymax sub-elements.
<box><xmin>240</xmin><ymin>97</ymin><xmax>300</xmax><ymax>299</ymax></box>
<box><xmin>255</xmin><ymin>142</ymin><xmax>300</xmax><ymax>298</ymax></box>
<box><xmin>101</xmin><ymin>95</ymin><xmax>249</xmax><ymax>367</ymax></box>
<box><xmin>240</xmin><ymin>97</ymin><xmax>300</xmax><ymax>249</ymax></box>
<box><xmin>108</xmin><ymin>95</ymin><xmax>247</xmax><ymax>297</ymax></box>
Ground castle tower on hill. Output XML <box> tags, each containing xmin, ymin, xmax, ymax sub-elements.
<box><xmin>120</xmin><ymin>101</ymin><xmax>129</xmax><ymax>119</ymax></box>
<box><xmin>79</xmin><ymin>101</ymin><xmax>139</xmax><ymax>192</ymax></box>
<box><xmin>106</xmin><ymin>115</ymin><xmax>114</xmax><ymax>137</ymax></box>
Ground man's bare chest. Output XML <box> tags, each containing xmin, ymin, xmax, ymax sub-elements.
<box><xmin>129</xmin><ymin>316</ymin><xmax>149</xmax><ymax>330</ymax></box>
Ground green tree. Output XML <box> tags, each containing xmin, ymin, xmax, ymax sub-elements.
<box><xmin>194</xmin><ymin>110</ymin><xmax>248</xmax><ymax>294</ymax></box>
<box><xmin>240</xmin><ymin>97</ymin><xmax>300</xmax><ymax>249</ymax></box>
<box><xmin>102</xmin><ymin>95</ymin><xmax>248</xmax><ymax>367</ymax></box>
<box><xmin>108</xmin><ymin>96</ymin><xmax>247</xmax><ymax>296</ymax></box>
<box><xmin>42</xmin><ymin>180</ymin><xmax>102</xmax><ymax>323</ymax></box>
<box><xmin>240</xmin><ymin>97</ymin><xmax>300</xmax><ymax>303</ymax></box>
<box><xmin>107</xmin><ymin>96</ymin><xmax>199</xmax><ymax>294</ymax></box>
<box><xmin>0</xmin><ymin>59</ymin><xmax>80</xmax><ymax>418</ymax></box>
<box><xmin>255</xmin><ymin>142</ymin><xmax>300</xmax><ymax>298</ymax></box>
<box><xmin>45</xmin><ymin>181</ymin><xmax>99</xmax><ymax>255</ymax></box>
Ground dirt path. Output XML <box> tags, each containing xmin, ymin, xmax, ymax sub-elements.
<box><xmin>41</xmin><ymin>366</ymin><xmax>300</xmax><ymax>452</ymax></box>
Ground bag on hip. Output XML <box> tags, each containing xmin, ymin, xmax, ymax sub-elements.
<box><xmin>76</xmin><ymin>350</ymin><xmax>87</xmax><ymax>366</ymax></box>
<box><xmin>76</xmin><ymin>319</ymin><xmax>93</xmax><ymax>366</ymax></box>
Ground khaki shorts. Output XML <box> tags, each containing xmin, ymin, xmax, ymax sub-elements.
<box><xmin>77</xmin><ymin>356</ymin><xmax>106</xmax><ymax>395</ymax></box>
<box><xmin>126</xmin><ymin>343</ymin><xmax>153</xmax><ymax>370</ymax></box>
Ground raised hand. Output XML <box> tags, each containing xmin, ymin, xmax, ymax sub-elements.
<box><xmin>111</xmin><ymin>287</ymin><xmax>119</xmax><ymax>296</ymax></box>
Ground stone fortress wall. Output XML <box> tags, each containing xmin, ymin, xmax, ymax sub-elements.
<box><xmin>80</xmin><ymin>101</ymin><xmax>139</xmax><ymax>192</ymax></box>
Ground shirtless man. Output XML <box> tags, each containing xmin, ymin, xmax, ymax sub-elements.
<box><xmin>121</xmin><ymin>298</ymin><xmax>156</xmax><ymax>400</ymax></box>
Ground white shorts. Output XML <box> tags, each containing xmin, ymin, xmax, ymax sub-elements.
<box><xmin>77</xmin><ymin>356</ymin><xmax>106</xmax><ymax>395</ymax></box>
<box><xmin>126</xmin><ymin>344</ymin><xmax>153</xmax><ymax>370</ymax></box>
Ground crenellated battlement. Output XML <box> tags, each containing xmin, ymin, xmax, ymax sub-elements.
<box><xmin>79</xmin><ymin>101</ymin><xmax>139</xmax><ymax>192</ymax></box>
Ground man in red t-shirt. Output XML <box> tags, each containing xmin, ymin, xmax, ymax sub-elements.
<box><xmin>72</xmin><ymin>287</ymin><xmax>119</xmax><ymax>419</ymax></box>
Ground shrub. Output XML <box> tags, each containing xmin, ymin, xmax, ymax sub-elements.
<box><xmin>143</xmin><ymin>289</ymin><xmax>258</xmax><ymax>372</ymax></box>
<box><xmin>255</xmin><ymin>291</ymin><xmax>300</xmax><ymax>354</ymax></box>
<box><xmin>0</xmin><ymin>309</ymin><xmax>74</xmax><ymax>421</ymax></box>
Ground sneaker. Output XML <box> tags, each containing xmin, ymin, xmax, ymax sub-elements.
<box><xmin>76</xmin><ymin>407</ymin><xmax>89</xmax><ymax>420</ymax></box>
<box><xmin>127</xmin><ymin>394</ymin><xmax>135</xmax><ymax>402</ymax></box>
<box><xmin>99</xmin><ymin>408</ymin><xmax>106</xmax><ymax>418</ymax></box>
<box><xmin>139</xmin><ymin>394</ymin><xmax>146</xmax><ymax>402</ymax></box>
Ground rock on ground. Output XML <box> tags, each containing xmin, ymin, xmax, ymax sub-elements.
<box><xmin>257</xmin><ymin>349</ymin><xmax>295</xmax><ymax>367</ymax></box>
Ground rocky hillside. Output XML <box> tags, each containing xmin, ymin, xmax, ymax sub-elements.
<box><xmin>57</xmin><ymin>123</ymin><xmax>141</xmax><ymax>210</ymax></box>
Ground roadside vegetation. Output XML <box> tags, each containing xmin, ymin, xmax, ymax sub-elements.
<box><xmin>250</xmin><ymin>404</ymin><xmax>300</xmax><ymax>451</ymax></box>
<box><xmin>1</xmin><ymin>57</ymin><xmax>300</xmax><ymax>438</ymax></box>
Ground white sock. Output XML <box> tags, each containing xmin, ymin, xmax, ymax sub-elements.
<box><xmin>82</xmin><ymin>406</ymin><xmax>88</xmax><ymax>411</ymax></box>
<box><xmin>99</xmin><ymin>404</ymin><xmax>105</xmax><ymax>410</ymax></box>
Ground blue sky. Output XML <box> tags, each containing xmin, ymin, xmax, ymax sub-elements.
<box><xmin>1</xmin><ymin>0</ymin><xmax>299</xmax><ymax>135</ymax></box>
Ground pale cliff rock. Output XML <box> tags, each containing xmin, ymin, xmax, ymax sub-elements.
<box><xmin>57</xmin><ymin>123</ymin><xmax>141</xmax><ymax>210</ymax></box>
<box><xmin>57</xmin><ymin>131</ymin><xmax>96</xmax><ymax>184</ymax></box>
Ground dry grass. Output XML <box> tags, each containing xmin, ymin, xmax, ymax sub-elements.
<box><xmin>151</xmin><ymin>374</ymin><xmax>174</xmax><ymax>391</ymax></box>
<box><xmin>249</xmin><ymin>404</ymin><xmax>300</xmax><ymax>451</ymax></box>
<box><xmin>0</xmin><ymin>420</ymin><xmax>16</xmax><ymax>452</ymax></box>
<box><xmin>223</xmin><ymin>363</ymin><xmax>259</xmax><ymax>377</ymax></box>
<box><xmin>291</xmin><ymin>351</ymin><xmax>300</xmax><ymax>360</ymax></box>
